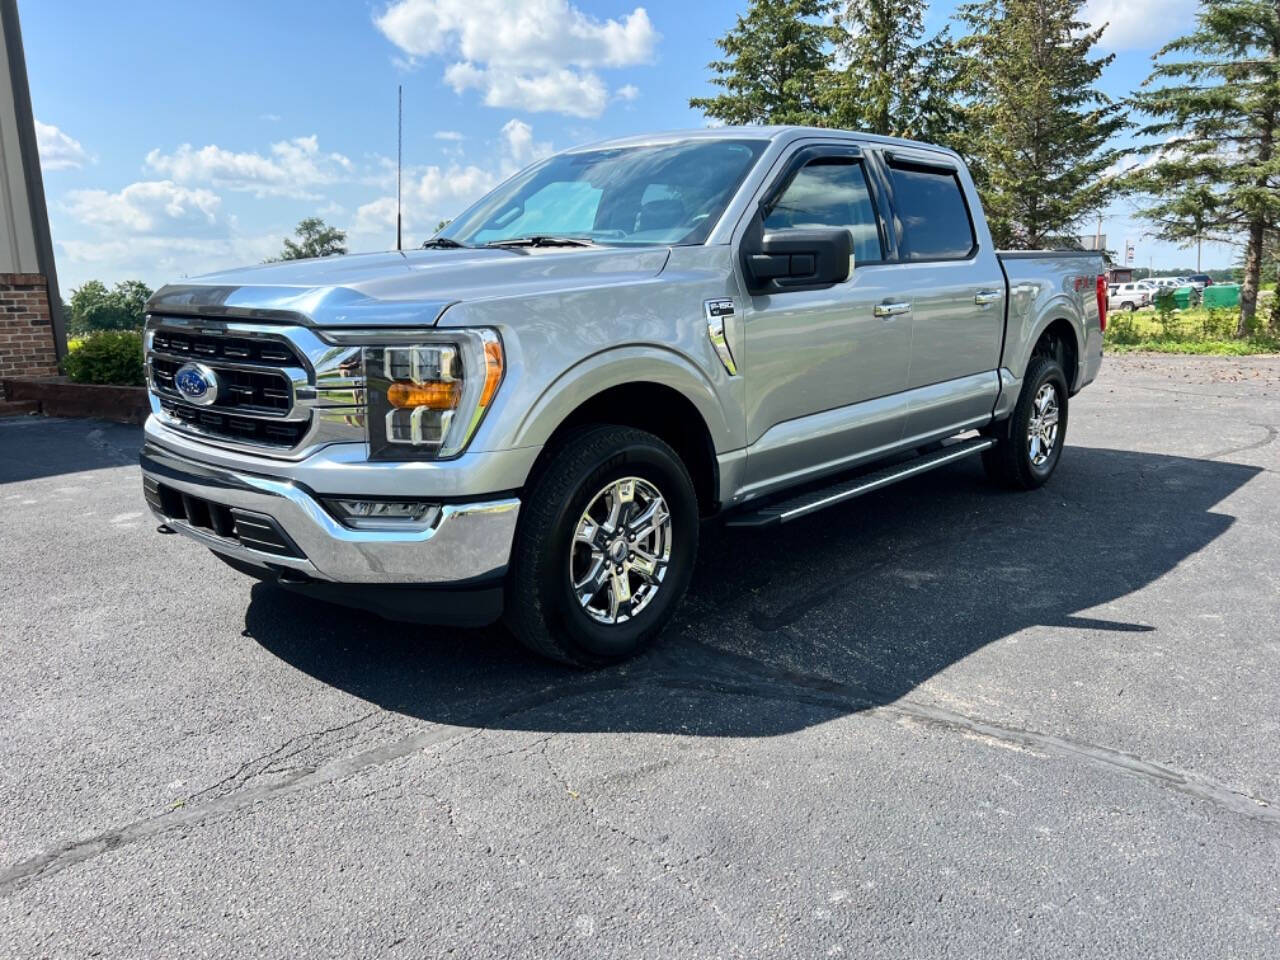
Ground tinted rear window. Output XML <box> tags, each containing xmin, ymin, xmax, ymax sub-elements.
<box><xmin>887</xmin><ymin>162</ymin><xmax>976</xmax><ymax>261</ymax></box>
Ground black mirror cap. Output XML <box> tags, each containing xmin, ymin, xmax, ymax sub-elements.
<box><xmin>742</xmin><ymin>226</ymin><xmax>852</xmax><ymax>294</ymax></box>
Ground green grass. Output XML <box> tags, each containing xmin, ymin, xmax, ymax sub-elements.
<box><xmin>1106</xmin><ymin>337</ymin><xmax>1280</xmax><ymax>355</ymax></box>
<box><xmin>1104</xmin><ymin>305</ymin><xmax>1280</xmax><ymax>356</ymax></box>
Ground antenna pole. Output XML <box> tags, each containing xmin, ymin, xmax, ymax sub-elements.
<box><xmin>396</xmin><ymin>84</ymin><xmax>403</xmax><ymax>251</ymax></box>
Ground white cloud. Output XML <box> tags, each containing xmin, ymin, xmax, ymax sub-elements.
<box><xmin>615</xmin><ymin>83</ymin><xmax>640</xmax><ymax>102</ymax></box>
<box><xmin>374</xmin><ymin>0</ymin><xmax>658</xmax><ymax>117</ymax></box>
<box><xmin>56</xmin><ymin>179</ymin><xmax>282</xmax><ymax>288</ymax></box>
<box><xmin>353</xmin><ymin>163</ymin><xmax>498</xmax><ymax>246</ymax></box>
<box><xmin>144</xmin><ymin>136</ymin><xmax>352</xmax><ymax>199</ymax></box>
<box><xmin>499</xmin><ymin>118</ymin><xmax>552</xmax><ymax>168</ymax></box>
<box><xmin>65</xmin><ymin>180</ymin><xmax>222</xmax><ymax>234</ymax></box>
<box><xmin>352</xmin><ymin>195</ymin><xmax>404</xmax><ymax>240</ymax></box>
<box><xmin>434</xmin><ymin>130</ymin><xmax>466</xmax><ymax>141</ymax></box>
<box><xmin>35</xmin><ymin>120</ymin><xmax>90</xmax><ymax>170</ymax></box>
<box><xmin>350</xmin><ymin>118</ymin><xmax>553</xmax><ymax>249</ymax></box>
<box><xmin>1084</xmin><ymin>0</ymin><xmax>1198</xmax><ymax>52</ymax></box>
<box><xmin>444</xmin><ymin>62</ymin><xmax>610</xmax><ymax>117</ymax></box>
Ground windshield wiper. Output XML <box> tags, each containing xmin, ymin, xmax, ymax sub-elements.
<box><xmin>421</xmin><ymin>236</ymin><xmax>469</xmax><ymax>249</ymax></box>
<box><xmin>483</xmin><ymin>235</ymin><xmax>596</xmax><ymax>249</ymax></box>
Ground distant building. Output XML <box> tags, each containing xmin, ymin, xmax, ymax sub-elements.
<box><xmin>0</xmin><ymin>0</ymin><xmax>62</xmax><ymax>381</ymax></box>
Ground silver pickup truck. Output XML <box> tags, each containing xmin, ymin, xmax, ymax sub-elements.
<box><xmin>140</xmin><ymin>126</ymin><xmax>1105</xmax><ymax>666</ymax></box>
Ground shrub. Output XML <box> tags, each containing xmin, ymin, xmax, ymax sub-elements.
<box><xmin>1106</xmin><ymin>309</ymin><xmax>1139</xmax><ymax>344</ymax></box>
<box><xmin>1201</xmin><ymin>307</ymin><xmax>1236</xmax><ymax>339</ymax></box>
<box><xmin>1153</xmin><ymin>292</ymin><xmax>1180</xmax><ymax>338</ymax></box>
<box><xmin>66</xmin><ymin>279</ymin><xmax>153</xmax><ymax>335</ymax></box>
<box><xmin>63</xmin><ymin>330</ymin><xmax>145</xmax><ymax>386</ymax></box>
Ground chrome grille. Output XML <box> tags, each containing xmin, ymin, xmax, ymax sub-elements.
<box><xmin>145</xmin><ymin>316</ymin><xmax>365</xmax><ymax>458</ymax></box>
<box><xmin>157</xmin><ymin>397</ymin><xmax>311</xmax><ymax>446</ymax></box>
<box><xmin>150</xmin><ymin>330</ymin><xmax>306</xmax><ymax>367</ymax></box>
<box><xmin>150</xmin><ymin>357</ymin><xmax>292</xmax><ymax>413</ymax></box>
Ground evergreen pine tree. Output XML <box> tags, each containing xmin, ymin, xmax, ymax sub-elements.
<box><xmin>689</xmin><ymin>0</ymin><xmax>836</xmax><ymax>126</ymax></box>
<box><xmin>1129</xmin><ymin>0</ymin><xmax>1280</xmax><ymax>335</ymax></box>
<box><xmin>955</xmin><ymin>0</ymin><xmax>1127</xmax><ymax>248</ymax></box>
<box><xmin>823</xmin><ymin>0</ymin><xmax>961</xmax><ymax>143</ymax></box>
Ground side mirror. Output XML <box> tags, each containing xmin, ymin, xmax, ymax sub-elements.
<box><xmin>741</xmin><ymin>225</ymin><xmax>853</xmax><ymax>294</ymax></box>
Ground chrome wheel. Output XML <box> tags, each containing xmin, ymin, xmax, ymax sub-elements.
<box><xmin>569</xmin><ymin>476</ymin><xmax>672</xmax><ymax>625</ymax></box>
<box><xmin>1027</xmin><ymin>382</ymin><xmax>1060</xmax><ymax>467</ymax></box>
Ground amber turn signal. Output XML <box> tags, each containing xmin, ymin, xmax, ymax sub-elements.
<box><xmin>480</xmin><ymin>340</ymin><xmax>504</xmax><ymax>406</ymax></box>
<box><xmin>387</xmin><ymin>380</ymin><xmax>461</xmax><ymax>409</ymax></box>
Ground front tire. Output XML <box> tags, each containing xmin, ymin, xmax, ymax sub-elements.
<box><xmin>505</xmin><ymin>426</ymin><xmax>699</xmax><ymax>667</ymax></box>
<box><xmin>983</xmin><ymin>354</ymin><xmax>1069</xmax><ymax>490</ymax></box>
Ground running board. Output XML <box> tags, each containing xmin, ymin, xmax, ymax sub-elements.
<box><xmin>724</xmin><ymin>436</ymin><xmax>995</xmax><ymax>528</ymax></box>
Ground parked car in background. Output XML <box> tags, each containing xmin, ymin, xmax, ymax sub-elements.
<box><xmin>139</xmin><ymin>126</ymin><xmax>1105</xmax><ymax>666</ymax></box>
<box><xmin>1186</xmin><ymin>274</ymin><xmax>1214</xmax><ymax>290</ymax></box>
<box><xmin>1109</xmin><ymin>282</ymin><xmax>1152</xmax><ymax>311</ymax></box>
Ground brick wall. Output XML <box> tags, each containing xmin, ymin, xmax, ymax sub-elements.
<box><xmin>0</xmin><ymin>272</ymin><xmax>58</xmax><ymax>382</ymax></box>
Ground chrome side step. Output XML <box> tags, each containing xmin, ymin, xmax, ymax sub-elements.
<box><xmin>724</xmin><ymin>436</ymin><xmax>995</xmax><ymax>528</ymax></box>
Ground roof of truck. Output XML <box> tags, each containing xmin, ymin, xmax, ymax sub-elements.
<box><xmin>565</xmin><ymin>125</ymin><xmax>962</xmax><ymax>160</ymax></box>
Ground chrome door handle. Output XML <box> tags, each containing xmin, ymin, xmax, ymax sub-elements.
<box><xmin>874</xmin><ymin>301</ymin><xmax>911</xmax><ymax>318</ymax></box>
<box><xmin>974</xmin><ymin>290</ymin><xmax>1001</xmax><ymax>305</ymax></box>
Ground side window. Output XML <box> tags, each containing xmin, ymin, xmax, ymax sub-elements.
<box><xmin>886</xmin><ymin>161</ymin><xmax>976</xmax><ymax>261</ymax></box>
<box><xmin>765</xmin><ymin>159</ymin><xmax>883</xmax><ymax>263</ymax></box>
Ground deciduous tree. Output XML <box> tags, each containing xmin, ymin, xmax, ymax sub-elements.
<box><xmin>67</xmin><ymin>279</ymin><xmax>153</xmax><ymax>334</ymax></box>
<box><xmin>270</xmin><ymin>217</ymin><xmax>347</xmax><ymax>262</ymax></box>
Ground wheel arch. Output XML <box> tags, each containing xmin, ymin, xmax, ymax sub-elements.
<box><xmin>1034</xmin><ymin>316</ymin><xmax>1082</xmax><ymax>392</ymax></box>
<box><xmin>513</xmin><ymin>348</ymin><xmax>729</xmax><ymax>515</ymax></box>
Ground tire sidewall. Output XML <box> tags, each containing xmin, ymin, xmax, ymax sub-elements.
<box><xmin>535</xmin><ymin>436</ymin><xmax>698</xmax><ymax>661</ymax></box>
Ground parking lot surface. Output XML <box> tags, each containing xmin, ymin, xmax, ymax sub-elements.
<box><xmin>2</xmin><ymin>354</ymin><xmax>1278</xmax><ymax>958</ymax></box>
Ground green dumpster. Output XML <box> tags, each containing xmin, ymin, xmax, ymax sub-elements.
<box><xmin>1203</xmin><ymin>284</ymin><xmax>1240</xmax><ymax>309</ymax></box>
<box><xmin>1170</xmin><ymin>286</ymin><xmax>1194</xmax><ymax>309</ymax></box>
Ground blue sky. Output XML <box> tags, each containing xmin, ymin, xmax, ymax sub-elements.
<box><xmin>24</xmin><ymin>0</ymin><xmax>1226</xmax><ymax>296</ymax></box>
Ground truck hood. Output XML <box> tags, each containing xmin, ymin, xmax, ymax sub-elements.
<box><xmin>147</xmin><ymin>246</ymin><xmax>672</xmax><ymax>327</ymax></box>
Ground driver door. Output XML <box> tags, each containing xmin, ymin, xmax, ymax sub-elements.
<box><xmin>738</xmin><ymin>145</ymin><xmax>911</xmax><ymax>495</ymax></box>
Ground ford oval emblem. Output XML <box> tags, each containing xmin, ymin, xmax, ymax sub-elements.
<box><xmin>174</xmin><ymin>362</ymin><xmax>219</xmax><ymax>407</ymax></box>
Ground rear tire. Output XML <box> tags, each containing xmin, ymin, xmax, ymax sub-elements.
<box><xmin>983</xmin><ymin>354</ymin><xmax>1069</xmax><ymax>490</ymax></box>
<box><xmin>505</xmin><ymin>426</ymin><xmax>699</xmax><ymax>668</ymax></box>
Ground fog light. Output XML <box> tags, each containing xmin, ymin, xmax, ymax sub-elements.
<box><xmin>324</xmin><ymin>499</ymin><xmax>441</xmax><ymax>532</ymax></box>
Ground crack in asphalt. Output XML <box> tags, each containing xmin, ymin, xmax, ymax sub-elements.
<box><xmin>183</xmin><ymin>709</ymin><xmax>384</xmax><ymax>804</ymax></box>
<box><xmin>2</xmin><ymin>646</ymin><xmax>1275</xmax><ymax>898</ymax></box>
<box><xmin>1204</xmin><ymin>423</ymin><xmax>1278</xmax><ymax>461</ymax></box>
<box><xmin>538</xmin><ymin>741</ymin><xmax>742</xmax><ymax>957</ymax></box>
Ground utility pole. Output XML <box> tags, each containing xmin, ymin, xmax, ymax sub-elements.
<box><xmin>1095</xmin><ymin>213</ymin><xmax>1102</xmax><ymax>252</ymax></box>
<box><xmin>395</xmin><ymin>85</ymin><xmax>403</xmax><ymax>252</ymax></box>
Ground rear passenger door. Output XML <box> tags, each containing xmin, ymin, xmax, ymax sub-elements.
<box><xmin>875</xmin><ymin>151</ymin><xmax>1007</xmax><ymax>444</ymax></box>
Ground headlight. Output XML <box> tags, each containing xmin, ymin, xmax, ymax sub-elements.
<box><xmin>361</xmin><ymin>329</ymin><xmax>504</xmax><ymax>460</ymax></box>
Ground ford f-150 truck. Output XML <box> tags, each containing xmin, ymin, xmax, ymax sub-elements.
<box><xmin>140</xmin><ymin>127</ymin><xmax>1106</xmax><ymax>666</ymax></box>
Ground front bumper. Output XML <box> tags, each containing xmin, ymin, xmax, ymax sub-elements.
<box><xmin>139</xmin><ymin>442</ymin><xmax>520</xmax><ymax>587</ymax></box>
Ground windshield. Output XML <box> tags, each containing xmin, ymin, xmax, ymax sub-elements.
<box><xmin>439</xmin><ymin>139</ymin><xmax>767</xmax><ymax>248</ymax></box>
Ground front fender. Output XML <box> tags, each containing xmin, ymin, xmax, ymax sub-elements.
<box><xmin>509</xmin><ymin>344</ymin><xmax>739</xmax><ymax>453</ymax></box>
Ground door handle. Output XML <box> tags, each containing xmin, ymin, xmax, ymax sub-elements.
<box><xmin>874</xmin><ymin>301</ymin><xmax>911</xmax><ymax>318</ymax></box>
<box><xmin>974</xmin><ymin>290</ymin><xmax>1001</xmax><ymax>305</ymax></box>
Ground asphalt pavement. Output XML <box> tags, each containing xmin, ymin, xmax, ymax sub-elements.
<box><xmin>1</xmin><ymin>353</ymin><xmax>1278</xmax><ymax>958</ymax></box>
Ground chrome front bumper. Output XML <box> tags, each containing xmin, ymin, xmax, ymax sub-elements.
<box><xmin>140</xmin><ymin>442</ymin><xmax>520</xmax><ymax>585</ymax></box>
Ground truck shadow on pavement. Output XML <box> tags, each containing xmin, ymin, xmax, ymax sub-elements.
<box><xmin>243</xmin><ymin>446</ymin><xmax>1261</xmax><ymax>737</ymax></box>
